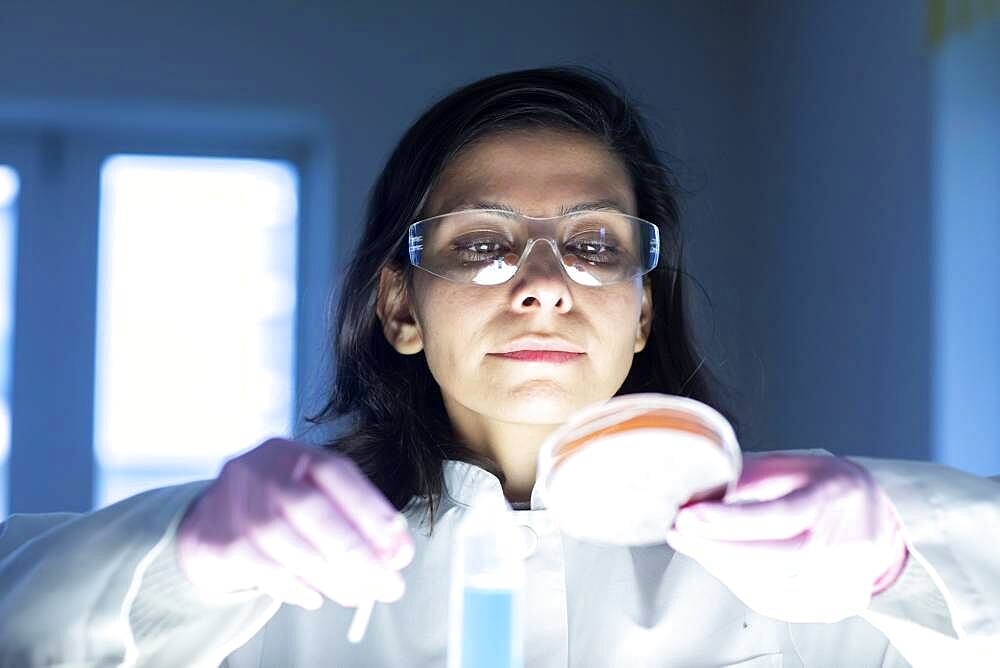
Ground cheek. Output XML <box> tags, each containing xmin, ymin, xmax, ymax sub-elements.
<box><xmin>590</xmin><ymin>285</ymin><xmax>643</xmax><ymax>347</ymax></box>
<box><xmin>413</xmin><ymin>282</ymin><xmax>490</xmax><ymax>373</ymax></box>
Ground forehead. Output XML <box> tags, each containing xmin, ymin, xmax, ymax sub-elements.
<box><xmin>424</xmin><ymin>129</ymin><xmax>636</xmax><ymax>217</ymax></box>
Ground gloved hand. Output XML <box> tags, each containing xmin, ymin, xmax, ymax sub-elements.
<box><xmin>666</xmin><ymin>452</ymin><xmax>909</xmax><ymax>623</ymax></box>
<box><xmin>176</xmin><ymin>438</ymin><xmax>414</xmax><ymax>610</ymax></box>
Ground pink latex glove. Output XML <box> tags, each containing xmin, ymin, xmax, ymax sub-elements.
<box><xmin>176</xmin><ymin>438</ymin><xmax>415</xmax><ymax>610</ymax></box>
<box><xmin>666</xmin><ymin>452</ymin><xmax>909</xmax><ymax>623</ymax></box>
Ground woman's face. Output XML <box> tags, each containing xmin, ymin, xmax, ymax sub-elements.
<box><xmin>380</xmin><ymin>129</ymin><xmax>652</xmax><ymax>426</ymax></box>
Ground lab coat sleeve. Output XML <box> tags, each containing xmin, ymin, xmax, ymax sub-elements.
<box><xmin>846</xmin><ymin>456</ymin><xmax>1000</xmax><ymax>666</ymax></box>
<box><xmin>0</xmin><ymin>480</ymin><xmax>280</xmax><ymax>667</ymax></box>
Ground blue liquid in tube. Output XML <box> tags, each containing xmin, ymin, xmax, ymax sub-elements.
<box><xmin>448</xmin><ymin>499</ymin><xmax>524</xmax><ymax>668</ymax></box>
<box><xmin>460</xmin><ymin>586</ymin><xmax>515</xmax><ymax>668</ymax></box>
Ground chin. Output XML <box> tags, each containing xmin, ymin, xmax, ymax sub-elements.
<box><xmin>492</xmin><ymin>382</ymin><xmax>604</xmax><ymax>424</ymax></box>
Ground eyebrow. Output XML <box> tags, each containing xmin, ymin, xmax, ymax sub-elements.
<box><xmin>448</xmin><ymin>198</ymin><xmax>629</xmax><ymax>216</ymax></box>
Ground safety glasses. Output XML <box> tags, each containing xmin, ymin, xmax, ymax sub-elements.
<box><xmin>407</xmin><ymin>209</ymin><xmax>659</xmax><ymax>287</ymax></box>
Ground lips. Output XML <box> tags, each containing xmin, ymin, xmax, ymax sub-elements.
<box><xmin>493</xmin><ymin>337</ymin><xmax>585</xmax><ymax>355</ymax></box>
<box><xmin>491</xmin><ymin>350</ymin><xmax>584</xmax><ymax>363</ymax></box>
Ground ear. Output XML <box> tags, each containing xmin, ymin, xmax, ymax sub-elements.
<box><xmin>376</xmin><ymin>266</ymin><xmax>424</xmax><ymax>355</ymax></box>
<box><xmin>634</xmin><ymin>278</ymin><xmax>653</xmax><ymax>353</ymax></box>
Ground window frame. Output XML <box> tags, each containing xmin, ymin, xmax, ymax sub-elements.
<box><xmin>1</xmin><ymin>120</ymin><xmax>333</xmax><ymax>513</ymax></box>
<box><xmin>0</xmin><ymin>138</ymin><xmax>36</xmax><ymax>518</ymax></box>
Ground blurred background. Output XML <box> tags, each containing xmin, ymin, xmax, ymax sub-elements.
<box><xmin>0</xmin><ymin>1</ymin><xmax>996</xmax><ymax>515</ymax></box>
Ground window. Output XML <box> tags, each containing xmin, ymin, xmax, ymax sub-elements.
<box><xmin>932</xmin><ymin>18</ymin><xmax>1000</xmax><ymax>476</ymax></box>
<box><xmin>93</xmin><ymin>155</ymin><xmax>299</xmax><ymax>507</ymax></box>
<box><xmin>0</xmin><ymin>166</ymin><xmax>16</xmax><ymax>518</ymax></box>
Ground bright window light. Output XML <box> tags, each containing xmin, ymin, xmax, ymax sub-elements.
<box><xmin>94</xmin><ymin>155</ymin><xmax>298</xmax><ymax>508</ymax></box>
<box><xmin>0</xmin><ymin>165</ymin><xmax>18</xmax><ymax>519</ymax></box>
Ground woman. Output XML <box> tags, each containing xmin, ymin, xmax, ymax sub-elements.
<box><xmin>1</xmin><ymin>67</ymin><xmax>998</xmax><ymax>667</ymax></box>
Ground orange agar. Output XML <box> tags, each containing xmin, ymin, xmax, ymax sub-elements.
<box><xmin>550</xmin><ymin>409</ymin><xmax>721</xmax><ymax>472</ymax></box>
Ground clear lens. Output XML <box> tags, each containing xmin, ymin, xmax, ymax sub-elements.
<box><xmin>408</xmin><ymin>210</ymin><xmax>659</xmax><ymax>286</ymax></box>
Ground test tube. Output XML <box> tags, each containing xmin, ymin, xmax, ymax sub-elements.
<box><xmin>447</xmin><ymin>498</ymin><xmax>525</xmax><ymax>668</ymax></box>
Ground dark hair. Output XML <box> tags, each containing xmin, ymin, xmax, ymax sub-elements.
<box><xmin>305</xmin><ymin>66</ymin><xmax>739</xmax><ymax>529</ymax></box>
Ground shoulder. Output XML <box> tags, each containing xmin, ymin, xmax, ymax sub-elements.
<box><xmin>0</xmin><ymin>512</ymin><xmax>81</xmax><ymax>560</ymax></box>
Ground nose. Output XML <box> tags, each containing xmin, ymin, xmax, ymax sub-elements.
<box><xmin>508</xmin><ymin>239</ymin><xmax>574</xmax><ymax>313</ymax></box>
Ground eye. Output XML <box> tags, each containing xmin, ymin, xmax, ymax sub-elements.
<box><xmin>575</xmin><ymin>241</ymin><xmax>614</xmax><ymax>253</ymax></box>
<box><xmin>566</xmin><ymin>239</ymin><xmax>619</xmax><ymax>263</ymax></box>
<box><xmin>451</xmin><ymin>237</ymin><xmax>512</xmax><ymax>262</ymax></box>
<box><xmin>466</xmin><ymin>240</ymin><xmax>503</xmax><ymax>253</ymax></box>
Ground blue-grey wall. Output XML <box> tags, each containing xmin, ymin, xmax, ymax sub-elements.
<box><xmin>0</xmin><ymin>2</ymin><xmax>995</xmax><ymax>511</ymax></box>
<box><xmin>722</xmin><ymin>2</ymin><xmax>934</xmax><ymax>465</ymax></box>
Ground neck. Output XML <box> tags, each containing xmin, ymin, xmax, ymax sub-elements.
<box><xmin>442</xmin><ymin>395</ymin><xmax>561</xmax><ymax>505</ymax></box>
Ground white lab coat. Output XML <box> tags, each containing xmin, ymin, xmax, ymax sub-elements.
<box><xmin>1</xmin><ymin>449</ymin><xmax>998</xmax><ymax>667</ymax></box>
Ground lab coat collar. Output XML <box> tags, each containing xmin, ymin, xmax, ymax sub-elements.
<box><xmin>441</xmin><ymin>459</ymin><xmax>548</xmax><ymax>511</ymax></box>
